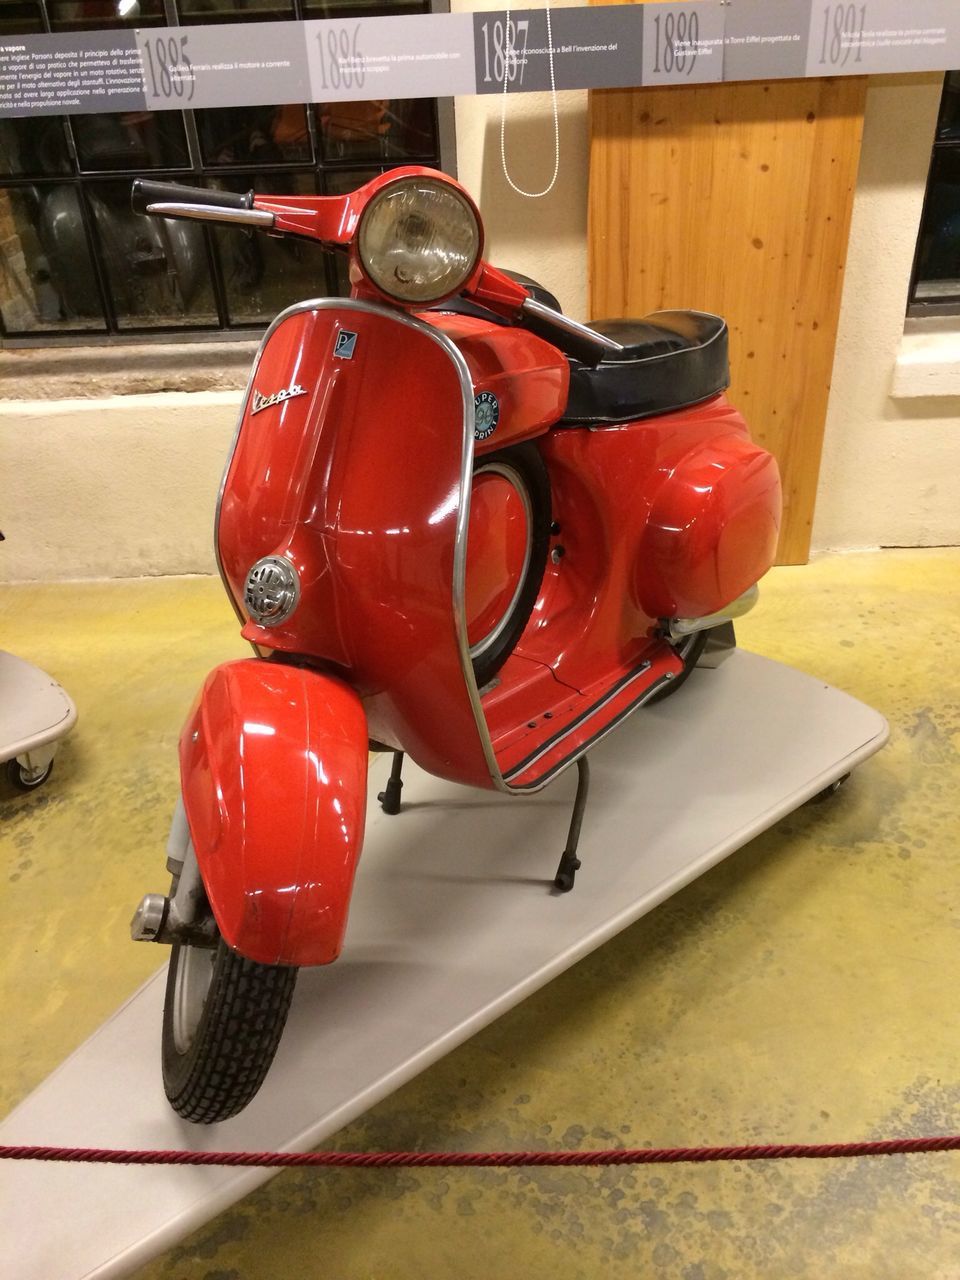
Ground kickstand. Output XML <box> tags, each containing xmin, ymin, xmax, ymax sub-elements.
<box><xmin>553</xmin><ymin>757</ymin><xmax>590</xmax><ymax>892</ymax></box>
<box><xmin>378</xmin><ymin>751</ymin><xmax>405</xmax><ymax>815</ymax></box>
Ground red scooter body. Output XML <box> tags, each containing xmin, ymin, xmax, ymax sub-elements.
<box><xmin>130</xmin><ymin>167</ymin><xmax>781</xmax><ymax>1122</ymax></box>
<box><xmin>214</xmin><ymin>301</ymin><xmax>778</xmax><ymax>809</ymax></box>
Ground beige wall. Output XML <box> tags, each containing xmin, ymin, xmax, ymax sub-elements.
<box><xmin>1</xmin><ymin>393</ymin><xmax>238</xmax><ymax>581</ymax></box>
<box><xmin>450</xmin><ymin>0</ymin><xmax>588</xmax><ymax>319</ymax></box>
<box><xmin>1</xmin><ymin>71</ymin><xmax>958</xmax><ymax>582</ymax></box>
<box><xmin>811</xmin><ymin>74</ymin><xmax>960</xmax><ymax>552</ymax></box>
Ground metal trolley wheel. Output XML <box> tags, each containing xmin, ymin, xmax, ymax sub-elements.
<box><xmin>6</xmin><ymin>756</ymin><xmax>54</xmax><ymax>791</ymax></box>
<box><xmin>465</xmin><ymin>442</ymin><xmax>551</xmax><ymax>688</ymax></box>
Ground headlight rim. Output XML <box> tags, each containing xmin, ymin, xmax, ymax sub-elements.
<box><xmin>356</xmin><ymin>174</ymin><xmax>483</xmax><ymax>307</ymax></box>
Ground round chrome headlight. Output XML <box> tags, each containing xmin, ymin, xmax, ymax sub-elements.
<box><xmin>244</xmin><ymin>556</ymin><xmax>300</xmax><ymax>627</ymax></box>
<box><xmin>357</xmin><ymin>176</ymin><xmax>482</xmax><ymax>304</ymax></box>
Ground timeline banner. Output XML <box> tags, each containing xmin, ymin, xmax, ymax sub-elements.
<box><xmin>1</xmin><ymin>0</ymin><xmax>959</xmax><ymax>118</ymax></box>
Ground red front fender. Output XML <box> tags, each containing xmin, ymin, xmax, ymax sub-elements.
<box><xmin>179</xmin><ymin>659</ymin><xmax>368</xmax><ymax>966</ymax></box>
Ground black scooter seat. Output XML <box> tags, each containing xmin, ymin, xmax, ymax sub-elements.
<box><xmin>561</xmin><ymin>311</ymin><xmax>729</xmax><ymax>426</ymax></box>
<box><xmin>432</xmin><ymin>278</ymin><xmax>728</xmax><ymax>426</ymax></box>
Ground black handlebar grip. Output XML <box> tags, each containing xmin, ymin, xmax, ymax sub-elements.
<box><xmin>131</xmin><ymin>179</ymin><xmax>254</xmax><ymax>216</ymax></box>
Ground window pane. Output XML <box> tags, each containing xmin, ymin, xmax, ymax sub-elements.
<box><xmin>322</xmin><ymin>166</ymin><xmax>376</xmax><ymax>195</ymax></box>
<box><xmin>177</xmin><ymin>1</ymin><xmax>295</xmax><ymax>22</ymax></box>
<box><xmin>87</xmin><ymin>181</ymin><xmax>218</xmax><ymax>329</ymax></box>
<box><xmin>197</xmin><ymin>105</ymin><xmax>312</xmax><ymax>167</ymax></box>
<box><xmin>48</xmin><ymin>1</ymin><xmax>166</xmax><ymax>32</ymax></box>
<box><xmin>914</xmin><ymin>148</ymin><xmax>960</xmax><ymax>304</ymax></box>
<box><xmin>0</xmin><ymin>118</ymin><xmax>72</xmax><ymax>177</ymax></box>
<box><xmin>317</xmin><ymin>99</ymin><xmax>436</xmax><ymax>162</ymax></box>
<box><xmin>208</xmin><ymin>173</ymin><xmax>336</xmax><ymax>323</ymax></box>
<box><xmin>71</xmin><ymin>111</ymin><xmax>190</xmax><ymax>171</ymax></box>
<box><xmin>1</xmin><ymin>3</ymin><xmax>446</xmax><ymax>343</ymax></box>
<box><xmin>303</xmin><ymin>0</ymin><xmax>427</xmax><ymax>15</ymax></box>
<box><xmin>0</xmin><ymin>4</ymin><xmax>44</xmax><ymax>38</ymax></box>
<box><xmin>320</xmin><ymin>168</ymin><xmax>380</xmax><ymax>292</ymax></box>
<box><xmin>0</xmin><ymin>186</ymin><xmax>107</xmax><ymax>334</ymax></box>
<box><xmin>937</xmin><ymin>71</ymin><xmax>960</xmax><ymax>141</ymax></box>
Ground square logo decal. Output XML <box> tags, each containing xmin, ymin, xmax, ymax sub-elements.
<box><xmin>334</xmin><ymin>329</ymin><xmax>358</xmax><ymax>360</ymax></box>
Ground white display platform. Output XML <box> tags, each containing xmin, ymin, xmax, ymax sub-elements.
<box><xmin>0</xmin><ymin>651</ymin><xmax>888</xmax><ymax>1280</ymax></box>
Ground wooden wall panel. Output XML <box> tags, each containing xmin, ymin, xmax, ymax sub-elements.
<box><xmin>589</xmin><ymin>76</ymin><xmax>866</xmax><ymax>563</ymax></box>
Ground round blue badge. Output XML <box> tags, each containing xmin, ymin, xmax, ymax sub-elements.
<box><xmin>474</xmin><ymin>391</ymin><xmax>500</xmax><ymax>440</ymax></box>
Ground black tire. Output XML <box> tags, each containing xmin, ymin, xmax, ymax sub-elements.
<box><xmin>6</xmin><ymin>756</ymin><xmax>53</xmax><ymax>791</ymax></box>
<box><xmin>647</xmin><ymin>630</ymin><xmax>709</xmax><ymax>706</ymax></box>
<box><xmin>469</xmin><ymin>442</ymin><xmax>551</xmax><ymax>688</ymax></box>
<box><xmin>161</xmin><ymin>937</ymin><xmax>298</xmax><ymax>1124</ymax></box>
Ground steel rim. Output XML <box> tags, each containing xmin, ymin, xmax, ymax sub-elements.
<box><xmin>171</xmin><ymin>943</ymin><xmax>217</xmax><ymax>1055</ymax></box>
<box><xmin>468</xmin><ymin>462</ymin><xmax>534</xmax><ymax>661</ymax></box>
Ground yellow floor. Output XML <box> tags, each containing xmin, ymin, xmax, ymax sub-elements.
<box><xmin>1</xmin><ymin>549</ymin><xmax>958</xmax><ymax>1278</ymax></box>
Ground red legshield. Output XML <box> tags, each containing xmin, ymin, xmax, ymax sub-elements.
<box><xmin>179</xmin><ymin>659</ymin><xmax>368</xmax><ymax>966</ymax></box>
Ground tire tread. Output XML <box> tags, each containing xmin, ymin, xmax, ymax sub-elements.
<box><xmin>162</xmin><ymin>941</ymin><xmax>298</xmax><ymax>1124</ymax></box>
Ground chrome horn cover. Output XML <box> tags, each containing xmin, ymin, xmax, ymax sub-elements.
<box><xmin>243</xmin><ymin>555</ymin><xmax>301</xmax><ymax>627</ymax></box>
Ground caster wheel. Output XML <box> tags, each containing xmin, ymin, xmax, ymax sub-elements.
<box><xmin>809</xmin><ymin>772</ymin><xmax>851</xmax><ymax>804</ymax></box>
<box><xmin>7</xmin><ymin>757</ymin><xmax>53</xmax><ymax>792</ymax></box>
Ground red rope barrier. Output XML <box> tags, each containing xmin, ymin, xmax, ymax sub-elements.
<box><xmin>2</xmin><ymin>1136</ymin><xmax>960</xmax><ymax>1168</ymax></box>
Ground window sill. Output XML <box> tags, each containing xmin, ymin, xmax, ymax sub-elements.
<box><xmin>892</xmin><ymin>317</ymin><xmax>960</xmax><ymax>398</ymax></box>
<box><xmin>0</xmin><ymin>340</ymin><xmax>259</xmax><ymax>401</ymax></box>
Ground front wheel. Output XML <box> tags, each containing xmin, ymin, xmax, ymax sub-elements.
<box><xmin>161</xmin><ymin>938</ymin><xmax>298</xmax><ymax>1124</ymax></box>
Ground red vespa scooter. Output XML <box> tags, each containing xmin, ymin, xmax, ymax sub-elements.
<box><xmin>129</xmin><ymin>166</ymin><xmax>781</xmax><ymax>1123</ymax></box>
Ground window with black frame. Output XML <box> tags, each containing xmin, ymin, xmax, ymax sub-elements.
<box><xmin>0</xmin><ymin>0</ymin><xmax>449</xmax><ymax>342</ymax></box>
<box><xmin>908</xmin><ymin>72</ymin><xmax>960</xmax><ymax>316</ymax></box>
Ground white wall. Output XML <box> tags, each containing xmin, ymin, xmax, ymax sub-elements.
<box><xmin>1</xmin><ymin>71</ymin><xmax>958</xmax><ymax>582</ymax></box>
<box><xmin>450</xmin><ymin>0</ymin><xmax>589</xmax><ymax>320</ymax></box>
<box><xmin>811</xmin><ymin>74</ymin><xmax>960</xmax><ymax>552</ymax></box>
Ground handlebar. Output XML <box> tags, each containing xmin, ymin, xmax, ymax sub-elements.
<box><xmin>129</xmin><ymin>177</ymin><xmax>622</xmax><ymax>365</ymax></box>
<box><xmin>131</xmin><ymin>179</ymin><xmax>255</xmax><ymax>217</ymax></box>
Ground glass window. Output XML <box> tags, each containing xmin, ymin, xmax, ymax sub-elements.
<box><xmin>177</xmin><ymin>0</ymin><xmax>295</xmax><ymax>22</ymax></box>
<box><xmin>912</xmin><ymin>149</ymin><xmax>960</xmax><ymax>307</ymax></box>
<box><xmin>316</xmin><ymin>99</ymin><xmax>435</xmax><ymax>162</ymax></box>
<box><xmin>0</xmin><ymin>186</ymin><xmax>107</xmax><ymax>334</ymax></box>
<box><xmin>197</xmin><ymin>105</ymin><xmax>313</xmax><ymax>167</ymax></box>
<box><xmin>909</xmin><ymin>74</ymin><xmax>960</xmax><ymax>314</ymax></box>
<box><xmin>72</xmin><ymin>111</ymin><xmax>191</xmax><ymax>172</ymax></box>
<box><xmin>0</xmin><ymin>4</ymin><xmax>45</xmax><ymax>38</ymax></box>
<box><xmin>0</xmin><ymin>0</ymin><xmax>450</xmax><ymax>343</ymax></box>
<box><xmin>47</xmin><ymin>1</ymin><xmax>166</xmax><ymax>32</ymax></box>
<box><xmin>0</xmin><ymin>118</ymin><xmax>72</xmax><ymax>176</ymax></box>
<box><xmin>87</xmin><ymin>179</ymin><xmax>218</xmax><ymax>328</ymax></box>
<box><xmin>302</xmin><ymin>0</ymin><xmax>427</xmax><ymax>15</ymax></box>
<box><xmin>937</xmin><ymin>71</ymin><xmax>960</xmax><ymax>141</ymax></box>
<box><xmin>207</xmin><ymin>172</ymin><xmax>338</xmax><ymax>323</ymax></box>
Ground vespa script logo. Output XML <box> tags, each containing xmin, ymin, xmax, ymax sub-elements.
<box><xmin>250</xmin><ymin>382</ymin><xmax>309</xmax><ymax>416</ymax></box>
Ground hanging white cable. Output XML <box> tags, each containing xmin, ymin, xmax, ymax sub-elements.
<box><xmin>500</xmin><ymin>1</ymin><xmax>560</xmax><ymax>199</ymax></box>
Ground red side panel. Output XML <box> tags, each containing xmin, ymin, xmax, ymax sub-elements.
<box><xmin>179</xmin><ymin>659</ymin><xmax>368</xmax><ymax>967</ymax></box>
<box><xmin>426</xmin><ymin>312</ymin><xmax>569</xmax><ymax>452</ymax></box>
<box><xmin>638</xmin><ymin>433</ymin><xmax>782</xmax><ymax>619</ymax></box>
<box><xmin>517</xmin><ymin>396</ymin><xmax>781</xmax><ymax>694</ymax></box>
